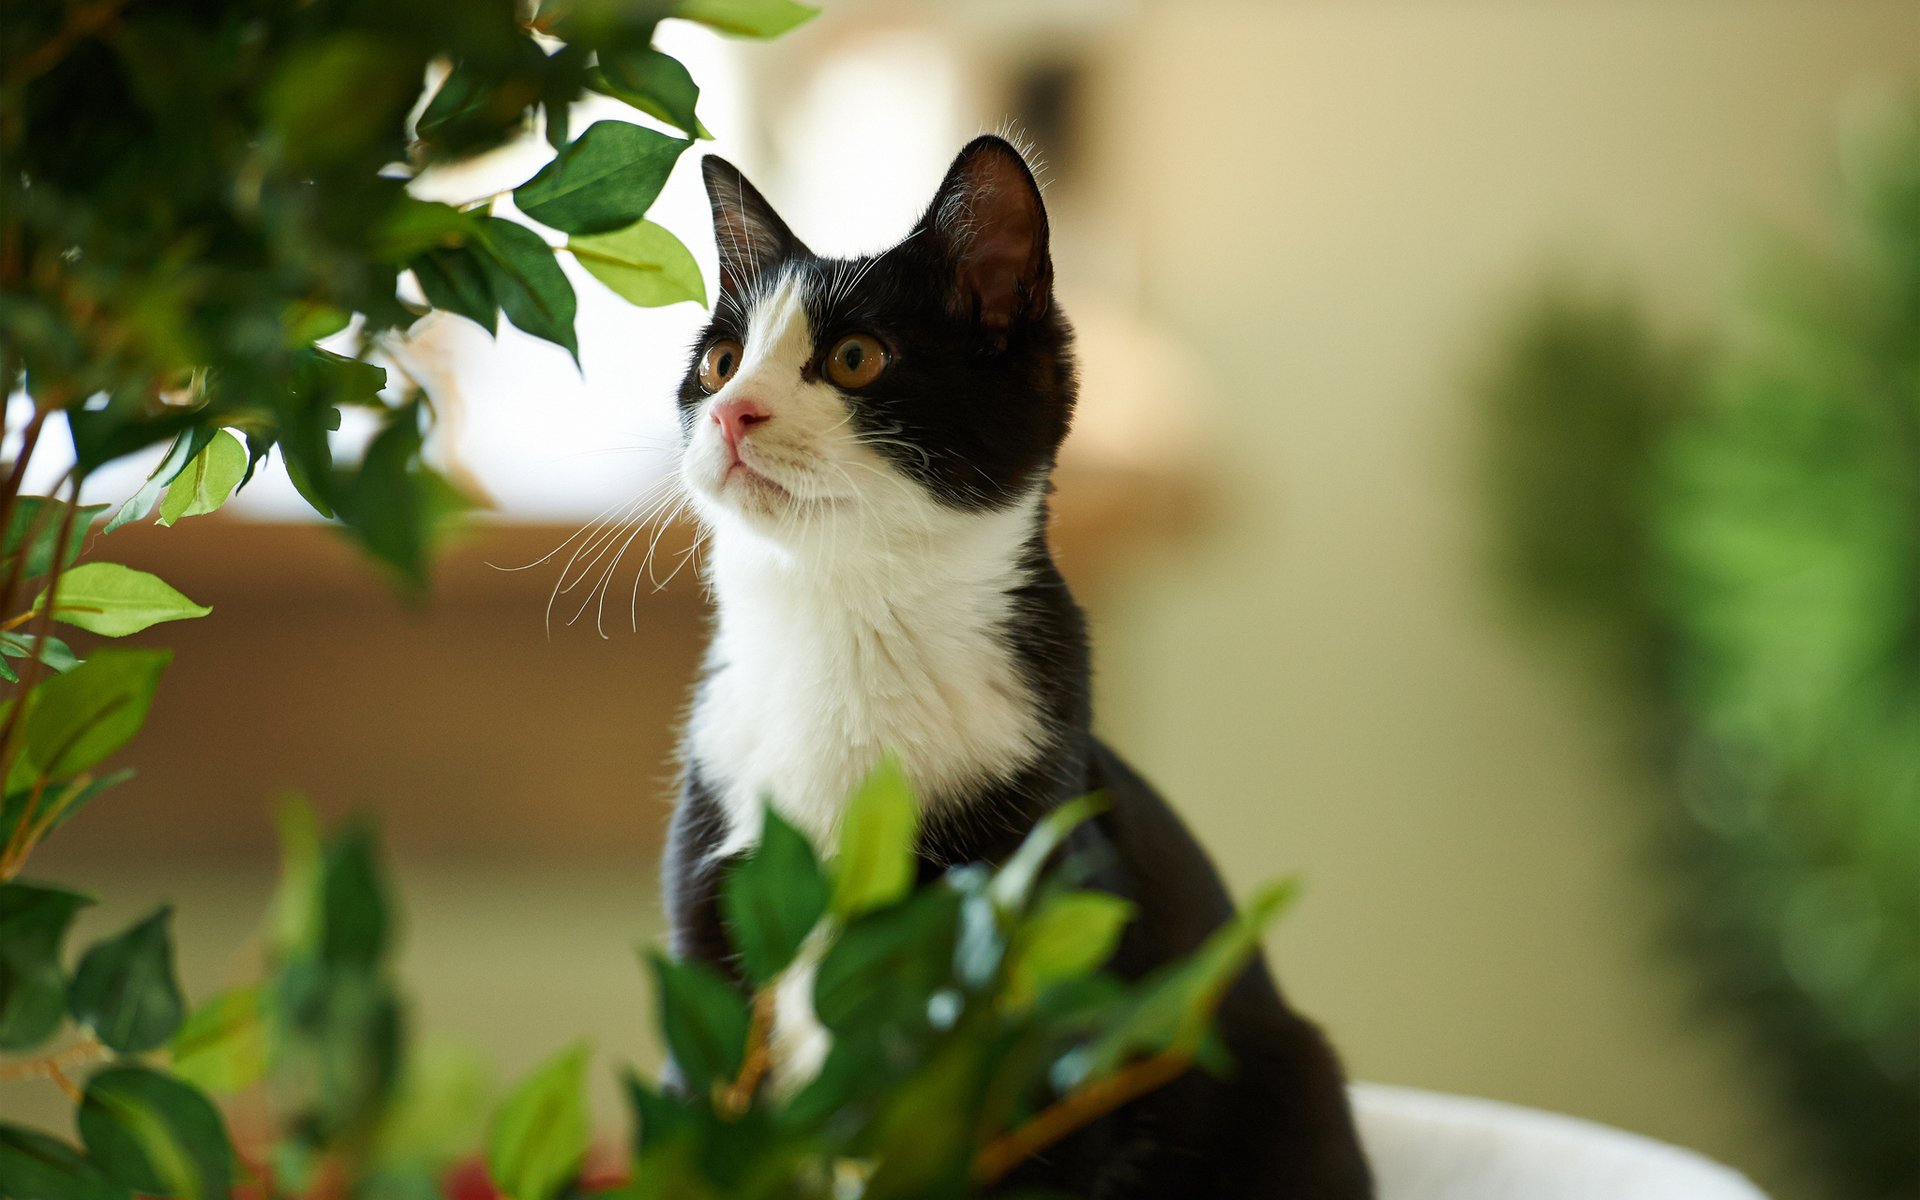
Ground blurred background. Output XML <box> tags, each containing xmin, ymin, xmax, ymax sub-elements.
<box><xmin>24</xmin><ymin>2</ymin><xmax>1919</xmax><ymax>1197</ymax></box>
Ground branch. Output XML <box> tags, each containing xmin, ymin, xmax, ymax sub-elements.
<box><xmin>971</xmin><ymin>1045</ymin><xmax>1196</xmax><ymax>1187</ymax></box>
<box><xmin>0</xmin><ymin>1032</ymin><xmax>106</xmax><ymax>1101</ymax></box>
<box><xmin>3</xmin><ymin>0</ymin><xmax>131</xmax><ymax>90</ymax></box>
<box><xmin>718</xmin><ymin>986</ymin><xmax>777</xmax><ymax>1118</ymax></box>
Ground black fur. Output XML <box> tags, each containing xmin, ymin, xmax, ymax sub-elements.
<box><xmin>664</xmin><ymin>137</ymin><xmax>1373</xmax><ymax>1199</ymax></box>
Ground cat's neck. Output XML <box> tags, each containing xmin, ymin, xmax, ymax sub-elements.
<box><xmin>689</xmin><ymin>488</ymin><xmax>1055</xmax><ymax>856</ymax></box>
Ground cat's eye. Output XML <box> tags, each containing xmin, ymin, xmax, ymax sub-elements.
<box><xmin>697</xmin><ymin>339</ymin><xmax>744</xmax><ymax>393</ymax></box>
<box><xmin>823</xmin><ymin>333</ymin><xmax>889</xmax><ymax>389</ymax></box>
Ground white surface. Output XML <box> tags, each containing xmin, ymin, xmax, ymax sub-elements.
<box><xmin>1352</xmin><ymin>1084</ymin><xmax>1769</xmax><ymax>1200</ymax></box>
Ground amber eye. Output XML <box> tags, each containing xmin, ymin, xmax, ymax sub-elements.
<box><xmin>823</xmin><ymin>333</ymin><xmax>888</xmax><ymax>389</ymax></box>
<box><xmin>697</xmin><ymin>339</ymin><xmax>743</xmax><ymax>393</ymax></box>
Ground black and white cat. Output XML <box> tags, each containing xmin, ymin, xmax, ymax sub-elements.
<box><xmin>662</xmin><ymin>136</ymin><xmax>1373</xmax><ymax>1199</ymax></box>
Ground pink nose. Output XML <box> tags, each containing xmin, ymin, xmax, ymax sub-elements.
<box><xmin>711</xmin><ymin>397</ymin><xmax>771</xmax><ymax>449</ymax></box>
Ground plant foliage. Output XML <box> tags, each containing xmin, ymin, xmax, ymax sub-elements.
<box><xmin>1480</xmin><ymin>102</ymin><xmax>1920</xmax><ymax>1200</ymax></box>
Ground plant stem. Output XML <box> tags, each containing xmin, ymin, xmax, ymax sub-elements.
<box><xmin>0</xmin><ymin>1032</ymin><xmax>107</xmax><ymax>1100</ymax></box>
<box><xmin>719</xmin><ymin>986</ymin><xmax>777</xmax><ymax>1117</ymax></box>
<box><xmin>0</xmin><ymin>479</ymin><xmax>82</xmax><ymax>848</ymax></box>
<box><xmin>2</xmin><ymin>0</ymin><xmax>131</xmax><ymax>90</ymax></box>
<box><xmin>971</xmin><ymin>1045</ymin><xmax>1196</xmax><ymax>1187</ymax></box>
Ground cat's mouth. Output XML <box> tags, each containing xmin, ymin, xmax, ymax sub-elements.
<box><xmin>723</xmin><ymin>457</ymin><xmax>794</xmax><ymax>503</ymax></box>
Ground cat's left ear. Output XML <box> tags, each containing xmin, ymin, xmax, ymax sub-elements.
<box><xmin>917</xmin><ymin>136</ymin><xmax>1052</xmax><ymax>348</ymax></box>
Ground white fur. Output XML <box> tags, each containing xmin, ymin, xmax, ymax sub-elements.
<box><xmin>678</xmin><ymin>267</ymin><xmax>1048</xmax><ymax>1080</ymax></box>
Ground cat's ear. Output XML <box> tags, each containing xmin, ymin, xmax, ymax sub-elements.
<box><xmin>702</xmin><ymin>156</ymin><xmax>809</xmax><ymax>296</ymax></box>
<box><xmin>917</xmin><ymin>136</ymin><xmax>1053</xmax><ymax>347</ymax></box>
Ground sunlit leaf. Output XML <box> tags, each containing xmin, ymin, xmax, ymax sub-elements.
<box><xmin>103</xmin><ymin>431</ymin><xmax>210</xmax><ymax>535</ymax></box>
<box><xmin>486</xmin><ymin>1042</ymin><xmax>590</xmax><ymax>1200</ymax></box>
<box><xmin>156</xmin><ymin>431</ymin><xmax>247</xmax><ymax>526</ymax></box>
<box><xmin>830</xmin><ymin>756</ymin><xmax>917</xmax><ymax>919</ymax></box>
<box><xmin>570</xmin><ymin>220</ymin><xmax>706</xmax><ymax>309</ymax></box>
<box><xmin>1055</xmin><ymin>878</ymin><xmax>1300</xmax><ymax>1089</ymax></box>
<box><xmin>169</xmin><ymin>986</ymin><xmax>268</xmax><ymax>1094</ymax></box>
<box><xmin>38</xmin><ymin>564</ymin><xmax>210</xmax><ymax>637</ymax></box>
<box><xmin>673</xmin><ymin>0</ymin><xmax>819</xmax><ymax>39</ymax></box>
<box><xmin>0</xmin><ymin>631</ymin><xmax>80</xmax><ymax>674</ymax></box>
<box><xmin>68</xmin><ymin>906</ymin><xmax>186</xmax><ymax>1052</ymax></box>
<box><xmin>18</xmin><ymin>648</ymin><xmax>170</xmax><ymax>782</ymax></box>
<box><xmin>1003</xmin><ymin>890</ymin><xmax>1134</xmax><ymax>1011</ymax></box>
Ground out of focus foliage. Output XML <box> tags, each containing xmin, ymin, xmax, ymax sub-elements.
<box><xmin>1482</xmin><ymin>103</ymin><xmax>1920</xmax><ymax>1200</ymax></box>
<box><xmin>3</xmin><ymin>767</ymin><xmax>1295</xmax><ymax>1200</ymax></box>
<box><xmin>0</xmin><ymin>0</ymin><xmax>790</xmax><ymax>585</ymax></box>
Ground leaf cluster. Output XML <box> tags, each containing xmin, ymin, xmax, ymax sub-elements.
<box><xmin>1</xmin><ymin>0</ymin><xmax>811</xmax><ymax>588</ymax></box>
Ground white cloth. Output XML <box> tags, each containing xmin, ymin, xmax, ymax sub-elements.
<box><xmin>1351</xmin><ymin>1084</ymin><xmax>1769</xmax><ymax>1200</ymax></box>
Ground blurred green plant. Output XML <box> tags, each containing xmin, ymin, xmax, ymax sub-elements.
<box><xmin>1480</xmin><ymin>102</ymin><xmax>1920</xmax><ymax>1200</ymax></box>
<box><xmin>3</xmin><ymin>768</ymin><xmax>1297</xmax><ymax>1200</ymax></box>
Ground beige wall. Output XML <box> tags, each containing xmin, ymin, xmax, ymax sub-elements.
<box><xmin>1076</xmin><ymin>2</ymin><xmax>1920</xmax><ymax>1193</ymax></box>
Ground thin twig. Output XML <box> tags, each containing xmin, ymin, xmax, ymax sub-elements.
<box><xmin>719</xmin><ymin>987</ymin><xmax>778</xmax><ymax>1117</ymax></box>
<box><xmin>0</xmin><ymin>1031</ymin><xmax>107</xmax><ymax>1099</ymax></box>
<box><xmin>971</xmin><ymin>1046</ymin><xmax>1196</xmax><ymax>1186</ymax></box>
<box><xmin>3</xmin><ymin>0</ymin><xmax>130</xmax><ymax>90</ymax></box>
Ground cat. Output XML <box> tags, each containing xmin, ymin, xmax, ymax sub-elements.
<box><xmin>661</xmin><ymin>135</ymin><xmax>1374</xmax><ymax>1199</ymax></box>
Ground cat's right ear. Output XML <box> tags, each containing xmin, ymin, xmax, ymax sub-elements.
<box><xmin>702</xmin><ymin>156</ymin><xmax>808</xmax><ymax>298</ymax></box>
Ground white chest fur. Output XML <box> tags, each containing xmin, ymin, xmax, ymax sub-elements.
<box><xmin>686</xmin><ymin>490</ymin><xmax>1048</xmax><ymax>862</ymax></box>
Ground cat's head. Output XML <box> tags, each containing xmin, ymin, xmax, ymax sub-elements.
<box><xmin>675</xmin><ymin>136</ymin><xmax>1074</xmax><ymax>549</ymax></box>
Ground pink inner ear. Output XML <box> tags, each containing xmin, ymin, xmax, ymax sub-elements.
<box><xmin>959</xmin><ymin>206</ymin><xmax>1042</xmax><ymax>332</ymax></box>
<box><xmin>937</xmin><ymin>148</ymin><xmax>1050</xmax><ymax>336</ymax></box>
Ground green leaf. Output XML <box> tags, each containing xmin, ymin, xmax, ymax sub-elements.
<box><xmin>0</xmin><ymin>1123</ymin><xmax>129</xmax><ymax>1200</ymax></box>
<box><xmin>622</xmin><ymin>1070</ymin><xmax>694</xmax><ymax>1153</ymax></box>
<box><xmin>318</xmin><ymin>824</ymin><xmax>391</xmax><ymax>969</ymax></box>
<box><xmin>1059</xmin><ymin>878</ymin><xmax>1301</xmax><ymax>1088</ymax></box>
<box><xmin>37</xmin><ymin>563</ymin><xmax>210</xmax><ymax>637</ymax></box>
<box><xmin>513</xmin><ymin>121</ymin><xmax>690</xmax><ymax>236</ymax></box>
<box><xmin>77</xmin><ymin>1065</ymin><xmax>233</xmax><ymax>1200</ymax></box>
<box><xmin>569</xmin><ymin>220</ymin><xmax>706</xmax><ymax>309</ymax></box>
<box><xmin>486</xmin><ymin>1042</ymin><xmax>590</xmax><ymax>1200</ymax></box>
<box><xmin>0</xmin><ymin>770</ymin><xmax>136</xmax><ymax>848</ymax></box>
<box><xmin>156</xmin><ymin>432</ymin><xmax>246</xmax><ymax>526</ymax></box>
<box><xmin>720</xmin><ymin>804</ymin><xmax>828</xmax><ymax>985</ymax></box>
<box><xmin>331</xmin><ymin>401</ymin><xmax>476</xmax><ymax>592</ymax></box>
<box><xmin>591</xmin><ymin>48</ymin><xmax>706</xmax><ymax>139</ymax></box>
<box><xmin>68</xmin><ymin>907</ymin><xmax>185</xmax><ymax>1052</ymax></box>
<box><xmin>412</xmin><ymin>245</ymin><xmax>499</xmax><ymax>336</ymax></box>
<box><xmin>1003</xmin><ymin>890</ymin><xmax>1135</xmax><ymax>1011</ymax></box>
<box><xmin>989</xmin><ymin>793</ymin><xmax>1107</xmax><ymax>913</ymax></box>
<box><xmin>477</xmin><ymin>218</ymin><xmax>580</xmax><ymax>363</ymax></box>
<box><xmin>5</xmin><ymin>498</ymin><xmax>105</xmax><ymax>578</ymax></box>
<box><xmin>673</xmin><ymin>0</ymin><xmax>820</xmax><ymax>38</ymax></box>
<box><xmin>17</xmin><ymin>648</ymin><xmax>170</xmax><ymax>780</ymax></box>
<box><xmin>0</xmin><ymin>882</ymin><xmax>92</xmax><ymax>1051</ymax></box>
<box><xmin>813</xmin><ymin>886</ymin><xmax>961</xmax><ymax>1035</ymax></box>
<box><xmin>169</xmin><ymin>986</ymin><xmax>268</xmax><ymax>1094</ymax></box>
<box><xmin>1</xmin><ymin>631</ymin><xmax>80</xmax><ymax>674</ymax></box>
<box><xmin>103</xmin><ymin>431</ymin><xmax>209</xmax><ymax>535</ymax></box>
<box><xmin>646</xmin><ymin>952</ymin><xmax>750</xmax><ymax>1091</ymax></box>
<box><xmin>830</xmin><ymin>756</ymin><xmax>917</xmax><ymax>919</ymax></box>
